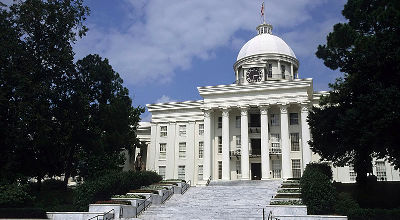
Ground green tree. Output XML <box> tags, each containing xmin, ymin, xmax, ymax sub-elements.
<box><xmin>63</xmin><ymin>54</ymin><xmax>144</xmax><ymax>180</ymax></box>
<box><xmin>0</xmin><ymin>0</ymin><xmax>143</xmax><ymax>187</ymax></box>
<box><xmin>310</xmin><ymin>0</ymin><xmax>400</xmax><ymax>183</ymax></box>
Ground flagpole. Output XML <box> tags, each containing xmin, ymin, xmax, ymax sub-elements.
<box><xmin>263</xmin><ymin>1</ymin><xmax>266</xmax><ymax>24</ymax></box>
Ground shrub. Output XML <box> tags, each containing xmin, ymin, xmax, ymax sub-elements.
<box><xmin>41</xmin><ymin>179</ymin><xmax>66</xmax><ymax>190</ymax></box>
<box><xmin>334</xmin><ymin>192</ymin><xmax>360</xmax><ymax>216</ymax></box>
<box><xmin>304</xmin><ymin>162</ymin><xmax>333</xmax><ymax>180</ymax></box>
<box><xmin>73</xmin><ymin>170</ymin><xmax>161</xmax><ymax>211</ymax></box>
<box><xmin>347</xmin><ymin>208</ymin><xmax>400</xmax><ymax>220</ymax></box>
<box><xmin>0</xmin><ymin>184</ymin><xmax>34</xmax><ymax>208</ymax></box>
<box><xmin>300</xmin><ymin>163</ymin><xmax>335</xmax><ymax>215</ymax></box>
<box><xmin>0</xmin><ymin>208</ymin><xmax>47</xmax><ymax>219</ymax></box>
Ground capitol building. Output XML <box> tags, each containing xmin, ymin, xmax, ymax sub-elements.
<box><xmin>135</xmin><ymin>22</ymin><xmax>400</xmax><ymax>185</ymax></box>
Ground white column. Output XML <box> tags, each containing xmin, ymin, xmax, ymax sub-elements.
<box><xmin>221</xmin><ymin>108</ymin><xmax>230</xmax><ymax>180</ymax></box>
<box><xmin>240</xmin><ymin>107</ymin><xmax>250</xmax><ymax>180</ymax></box>
<box><xmin>203</xmin><ymin>109</ymin><xmax>212</xmax><ymax>181</ymax></box>
<box><xmin>301</xmin><ymin>104</ymin><xmax>312</xmax><ymax>169</ymax></box>
<box><xmin>260</xmin><ymin>106</ymin><xmax>270</xmax><ymax>179</ymax></box>
<box><xmin>280</xmin><ymin>104</ymin><xmax>291</xmax><ymax>179</ymax></box>
<box><xmin>147</xmin><ymin>123</ymin><xmax>157</xmax><ymax>171</ymax></box>
<box><xmin>290</xmin><ymin>63</ymin><xmax>294</xmax><ymax>80</ymax></box>
<box><xmin>278</xmin><ymin>60</ymin><xmax>281</xmax><ymax>79</ymax></box>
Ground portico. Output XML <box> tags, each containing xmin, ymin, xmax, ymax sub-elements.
<box><xmin>201</xmin><ymin>101</ymin><xmax>312</xmax><ymax>181</ymax></box>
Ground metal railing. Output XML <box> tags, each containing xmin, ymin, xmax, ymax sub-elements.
<box><xmin>269</xmin><ymin>146</ymin><xmax>282</xmax><ymax>154</ymax></box>
<box><xmin>182</xmin><ymin>180</ymin><xmax>191</xmax><ymax>194</ymax></box>
<box><xmin>88</xmin><ymin>209</ymin><xmax>114</xmax><ymax>220</ymax></box>
<box><xmin>262</xmin><ymin>210</ymin><xmax>280</xmax><ymax>220</ymax></box>
<box><xmin>206</xmin><ymin>176</ymin><xmax>211</xmax><ymax>186</ymax></box>
<box><xmin>161</xmin><ymin>188</ymin><xmax>174</xmax><ymax>203</ymax></box>
<box><xmin>272</xmin><ymin>169</ymin><xmax>281</xmax><ymax>178</ymax></box>
<box><xmin>135</xmin><ymin>196</ymin><xmax>152</xmax><ymax>217</ymax></box>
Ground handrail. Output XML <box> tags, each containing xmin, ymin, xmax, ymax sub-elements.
<box><xmin>161</xmin><ymin>188</ymin><xmax>174</xmax><ymax>204</ymax></box>
<box><xmin>87</xmin><ymin>209</ymin><xmax>114</xmax><ymax>220</ymax></box>
<box><xmin>206</xmin><ymin>176</ymin><xmax>211</xmax><ymax>186</ymax></box>
<box><xmin>135</xmin><ymin>195</ymin><xmax>152</xmax><ymax>217</ymax></box>
<box><xmin>266</xmin><ymin>210</ymin><xmax>280</xmax><ymax>220</ymax></box>
<box><xmin>182</xmin><ymin>180</ymin><xmax>191</xmax><ymax>194</ymax></box>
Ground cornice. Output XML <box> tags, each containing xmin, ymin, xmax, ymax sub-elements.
<box><xmin>198</xmin><ymin>78</ymin><xmax>312</xmax><ymax>96</ymax></box>
<box><xmin>147</xmin><ymin>100</ymin><xmax>204</xmax><ymax>112</ymax></box>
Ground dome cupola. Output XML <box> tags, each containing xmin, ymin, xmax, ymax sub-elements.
<box><xmin>234</xmin><ymin>22</ymin><xmax>299</xmax><ymax>85</ymax></box>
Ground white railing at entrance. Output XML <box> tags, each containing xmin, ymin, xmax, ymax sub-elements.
<box><xmin>272</xmin><ymin>169</ymin><xmax>281</xmax><ymax>178</ymax></box>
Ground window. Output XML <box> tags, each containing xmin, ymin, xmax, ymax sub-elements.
<box><xmin>281</xmin><ymin>65</ymin><xmax>286</xmax><ymax>79</ymax></box>
<box><xmin>290</xmin><ymin>133</ymin><xmax>300</xmax><ymax>151</ymax></box>
<box><xmin>376</xmin><ymin>161</ymin><xmax>387</xmax><ymax>181</ymax></box>
<box><xmin>159</xmin><ymin>166</ymin><xmax>166</xmax><ymax>179</ymax></box>
<box><xmin>199</xmin><ymin>124</ymin><xmax>204</xmax><ymax>136</ymax></box>
<box><xmin>236</xmin><ymin>116</ymin><xmax>241</xmax><ymax>128</ymax></box>
<box><xmin>270</xmin><ymin>114</ymin><xmax>279</xmax><ymax>126</ymax></box>
<box><xmin>349</xmin><ymin>165</ymin><xmax>356</xmax><ymax>182</ymax></box>
<box><xmin>159</xmin><ymin>143</ymin><xmax>166</xmax><ymax>159</ymax></box>
<box><xmin>218</xmin><ymin>136</ymin><xmax>222</xmax><ymax>153</ymax></box>
<box><xmin>198</xmin><ymin>165</ymin><xmax>203</xmax><ymax>180</ymax></box>
<box><xmin>289</xmin><ymin>113</ymin><xmax>299</xmax><ymax>125</ymax></box>
<box><xmin>236</xmin><ymin>135</ymin><xmax>241</xmax><ymax>148</ymax></box>
<box><xmin>199</xmin><ymin>141</ymin><xmax>204</xmax><ymax>159</ymax></box>
<box><xmin>178</xmin><ymin>165</ymin><xmax>185</xmax><ymax>180</ymax></box>
<box><xmin>236</xmin><ymin>160</ymin><xmax>241</xmax><ymax>174</ymax></box>
<box><xmin>292</xmin><ymin>159</ymin><xmax>301</xmax><ymax>178</ymax></box>
<box><xmin>218</xmin><ymin>117</ymin><xmax>222</xmax><ymax>128</ymax></box>
<box><xmin>160</xmin><ymin>126</ymin><xmax>167</xmax><ymax>137</ymax></box>
<box><xmin>179</xmin><ymin>125</ymin><xmax>186</xmax><ymax>136</ymax></box>
<box><xmin>268</xmin><ymin>64</ymin><xmax>272</xmax><ymax>78</ymax></box>
<box><xmin>218</xmin><ymin>161</ymin><xmax>222</xmax><ymax>179</ymax></box>
<box><xmin>179</xmin><ymin>142</ymin><xmax>186</xmax><ymax>158</ymax></box>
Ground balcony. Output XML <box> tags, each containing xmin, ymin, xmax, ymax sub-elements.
<box><xmin>248</xmin><ymin>127</ymin><xmax>261</xmax><ymax>133</ymax></box>
<box><xmin>230</xmin><ymin>149</ymin><xmax>241</xmax><ymax>159</ymax></box>
<box><xmin>272</xmin><ymin>169</ymin><xmax>281</xmax><ymax>178</ymax></box>
<box><xmin>269</xmin><ymin>146</ymin><xmax>282</xmax><ymax>154</ymax></box>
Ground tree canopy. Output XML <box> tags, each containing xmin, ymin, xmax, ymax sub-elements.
<box><xmin>310</xmin><ymin>0</ymin><xmax>400</xmax><ymax>182</ymax></box>
<box><xmin>0</xmin><ymin>0</ymin><xmax>143</xmax><ymax>186</ymax></box>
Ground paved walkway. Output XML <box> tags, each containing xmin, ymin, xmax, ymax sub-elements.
<box><xmin>138</xmin><ymin>180</ymin><xmax>282</xmax><ymax>220</ymax></box>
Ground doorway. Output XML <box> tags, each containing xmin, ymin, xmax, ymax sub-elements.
<box><xmin>251</xmin><ymin>163</ymin><xmax>261</xmax><ymax>180</ymax></box>
<box><xmin>251</xmin><ymin>139</ymin><xmax>261</xmax><ymax>155</ymax></box>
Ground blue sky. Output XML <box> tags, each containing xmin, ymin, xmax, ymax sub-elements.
<box><xmin>16</xmin><ymin>0</ymin><xmax>349</xmax><ymax>121</ymax></box>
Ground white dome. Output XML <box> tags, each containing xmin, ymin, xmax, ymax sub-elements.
<box><xmin>237</xmin><ymin>34</ymin><xmax>296</xmax><ymax>61</ymax></box>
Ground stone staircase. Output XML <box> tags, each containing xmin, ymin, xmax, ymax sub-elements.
<box><xmin>138</xmin><ymin>180</ymin><xmax>282</xmax><ymax>220</ymax></box>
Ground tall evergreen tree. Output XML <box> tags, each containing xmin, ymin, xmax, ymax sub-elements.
<box><xmin>310</xmin><ymin>0</ymin><xmax>400</xmax><ymax>183</ymax></box>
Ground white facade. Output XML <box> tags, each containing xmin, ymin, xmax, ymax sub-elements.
<box><xmin>137</xmin><ymin>23</ymin><xmax>400</xmax><ymax>185</ymax></box>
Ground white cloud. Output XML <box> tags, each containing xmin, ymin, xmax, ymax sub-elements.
<box><xmin>74</xmin><ymin>0</ymin><xmax>329</xmax><ymax>85</ymax></box>
<box><xmin>155</xmin><ymin>95</ymin><xmax>176</xmax><ymax>104</ymax></box>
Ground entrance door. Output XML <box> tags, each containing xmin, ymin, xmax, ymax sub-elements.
<box><xmin>251</xmin><ymin>163</ymin><xmax>261</xmax><ymax>180</ymax></box>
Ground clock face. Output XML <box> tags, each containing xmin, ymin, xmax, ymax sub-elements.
<box><xmin>246</xmin><ymin>68</ymin><xmax>262</xmax><ymax>83</ymax></box>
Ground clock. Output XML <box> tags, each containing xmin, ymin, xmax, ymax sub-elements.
<box><xmin>246</xmin><ymin>68</ymin><xmax>262</xmax><ymax>82</ymax></box>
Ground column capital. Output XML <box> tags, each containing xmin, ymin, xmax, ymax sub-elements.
<box><xmin>221</xmin><ymin>109</ymin><xmax>230</xmax><ymax>117</ymax></box>
<box><xmin>259</xmin><ymin>105</ymin><xmax>269</xmax><ymax>115</ymax></box>
<box><xmin>203</xmin><ymin>109</ymin><xmax>213</xmax><ymax>118</ymax></box>
<box><xmin>279</xmin><ymin>103</ymin><xmax>288</xmax><ymax>114</ymax></box>
<box><xmin>300</xmin><ymin>102</ymin><xmax>311</xmax><ymax>113</ymax></box>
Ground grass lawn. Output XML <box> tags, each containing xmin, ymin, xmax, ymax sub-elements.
<box><xmin>333</xmin><ymin>181</ymin><xmax>400</xmax><ymax>209</ymax></box>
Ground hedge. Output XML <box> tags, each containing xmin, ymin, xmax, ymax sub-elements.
<box><xmin>347</xmin><ymin>208</ymin><xmax>400</xmax><ymax>220</ymax></box>
<box><xmin>0</xmin><ymin>184</ymin><xmax>34</xmax><ymax>208</ymax></box>
<box><xmin>0</xmin><ymin>208</ymin><xmax>47</xmax><ymax>219</ymax></box>
<box><xmin>303</xmin><ymin>162</ymin><xmax>333</xmax><ymax>180</ymax></box>
<box><xmin>73</xmin><ymin>170</ymin><xmax>161</xmax><ymax>211</ymax></box>
<box><xmin>300</xmin><ymin>162</ymin><xmax>335</xmax><ymax>215</ymax></box>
